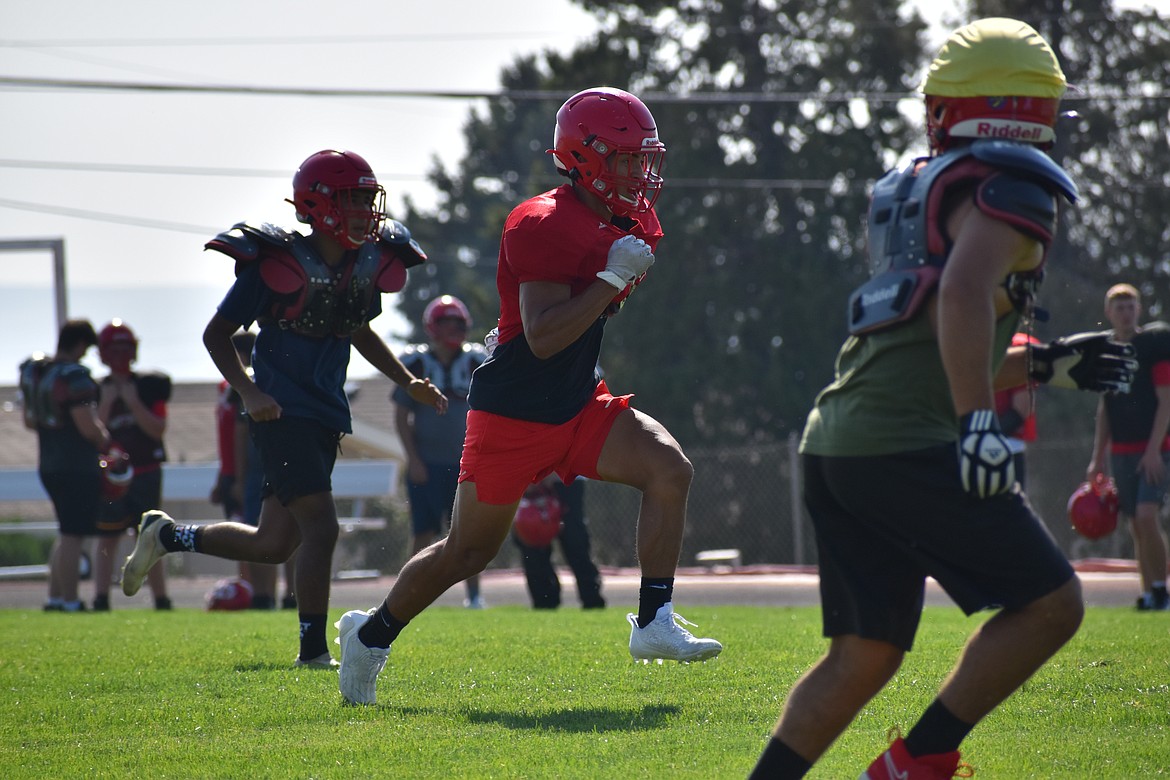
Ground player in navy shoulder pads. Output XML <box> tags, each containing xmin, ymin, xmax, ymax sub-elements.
<box><xmin>120</xmin><ymin>150</ymin><xmax>446</xmax><ymax>667</ymax></box>
<box><xmin>751</xmin><ymin>19</ymin><xmax>1135</xmax><ymax>779</ymax></box>
<box><xmin>394</xmin><ymin>295</ymin><xmax>487</xmax><ymax>608</ymax></box>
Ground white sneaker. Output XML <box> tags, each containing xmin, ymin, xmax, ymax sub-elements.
<box><xmin>294</xmin><ymin>652</ymin><xmax>339</xmax><ymax>670</ymax></box>
<box><xmin>120</xmin><ymin>510</ymin><xmax>170</xmax><ymax>597</ymax></box>
<box><xmin>627</xmin><ymin>602</ymin><xmax>723</xmax><ymax>662</ymax></box>
<box><xmin>463</xmin><ymin>595</ymin><xmax>487</xmax><ymax>609</ymax></box>
<box><xmin>335</xmin><ymin>609</ymin><xmax>390</xmax><ymax>705</ymax></box>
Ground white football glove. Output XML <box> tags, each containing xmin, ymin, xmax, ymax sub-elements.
<box><xmin>597</xmin><ymin>235</ymin><xmax>655</xmax><ymax>290</ymax></box>
<box><xmin>958</xmin><ymin>410</ymin><xmax>1016</xmax><ymax>498</ymax></box>
<box><xmin>484</xmin><ymin>326</ymin><xmax>499</xmax><ymax>358</ymax></box>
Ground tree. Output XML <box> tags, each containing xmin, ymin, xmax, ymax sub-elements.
<box><xmin>399</xmin><ymin>0</ymin><xmax>926</xmax><ymax>446</ymax></box>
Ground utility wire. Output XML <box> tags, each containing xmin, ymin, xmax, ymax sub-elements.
<box><xmin>0</xmin><ymin>75</ymin><xmax>1163</xmax><ymax>103</ymax></box>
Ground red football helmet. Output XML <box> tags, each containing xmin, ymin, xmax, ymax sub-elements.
<box><xmin>1068</xmin><ymin>475</ymin><xmax>1119</xmax><ymax>541</ymax></box>
<box><xmin>98</xmin><ymin>447</ymin><xmax>134</xmax><ymax>501</ymax></box>
<box><xmin>513</xmin><ymin>489</ymin><xmax>564</xmax><ymax>547</ymax></box>
<box><xmin>206</xmin><ymin>577</ymin><xmax>254</xmax><ymax>611</ymax></box>
<box><xmin>287</xmin><ymin>150</ymin><xmax>386</xmax><ymax>249</ymax></box>
<box><xmin>549</xmin><ymin>87</ymin><xmax>666</xmax><ymax>215</ymax></box>
<box><xmin>424</xmin><ymin>295</ymin><xmax>471</xmax><ymax>349</ymax></box>
<box><xmin>98</xmin><ymin>320</ymin><xmax>138</xmax><ymax>374</ymax></box>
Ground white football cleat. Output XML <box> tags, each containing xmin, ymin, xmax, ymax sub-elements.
<box><xmin>628</xmin><ymin>602</ymin><xmax>723</xmax><ymax>663</ymax></box>
<box><xmin>336</xmin><ymin>609</ymin><xmax>390</xmax><ymax>705</ymax></box>
<box><xmin>120</xmin><ymin>510</ymin><xmax>170</xmax><ymax>597</ymax></box>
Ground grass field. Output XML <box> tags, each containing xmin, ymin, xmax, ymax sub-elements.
<box><xmin>1</xmin><ymin>605</ymin><xmax>1167</xmax><ymax>778</ymax></box>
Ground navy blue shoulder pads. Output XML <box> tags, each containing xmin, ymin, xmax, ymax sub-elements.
<box><xmin>969</xmin><ymin>140</ymin><xmax>1077</xmax><ymax>203</ymax></box>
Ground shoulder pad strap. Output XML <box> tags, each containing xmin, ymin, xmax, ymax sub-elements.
<box><xmin>377</xmin><ymin>220</ymin><xmax>428</xmax><ymax>268</ymax></box>
<box><xmin>969</xmin><ymin>140</ymin><xmax>1077</xmax><ymax>203</ymax></box>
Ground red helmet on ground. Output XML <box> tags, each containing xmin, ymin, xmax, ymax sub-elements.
<box><xmin>549</xmin><ymin>87</ymin><xmax>666</xmax><ymax>215</ymax></box>
<box><xmin>205</xmin><ymin>577</ymin><xmax>254</xmax><ymax>611</ymax></box>
<box><xmin>513</xmin><ymin>489</ymin><xmax>564</xmax><ymax>547</ymax></box>
<box><xmin>98</xmin><ymin>319</ymin><xmax>138</xmax><ymax>374</ymax></box>
<box><xmin>98</xmin><ymin>447</ymin><xmax>134</xmax><ymax>501</ymax></box>
<box><xmin>424</xmin><ymin>295</ymin><xmax>471</xmax><ymax>349</ymax></box>
<box><xmin>287</xmin><ymin>150</ymin><xmax>386</xmax><ymax>249</ymax></box>
<box><xmin>1068</xmin><ymin>475</ymin><xmax>1119</xmax><ymax>540</ymax></box>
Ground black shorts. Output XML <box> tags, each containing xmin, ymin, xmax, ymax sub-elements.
<box><xmin>803</xmin><ymin>445</ymin><xmax>1075</xmax><ymax>652</ymax></box>
<box><xmin>251</xmin><ymin>416</ymin><xmax>340</xmax><ymax>505</ymax></box>
<box><xmin>98</xmin><ymin>467</ymin><xmax>163</xmax><ymax>535</ymax></box>
<box><xmin>39</xmin><ymin>469</ymin><xmax>101</xmax><ymax>536</ymax></box>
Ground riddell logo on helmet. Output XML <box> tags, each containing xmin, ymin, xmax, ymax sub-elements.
<box><xmin>861</xmin><ymin>283</ymin><xmax>901</xmax><ymax>307</ymax></box>
<box><xmin>641</xmin><ymin>137</ymin><xmax>661</xmax><ymax>148</ymax></box>
<box><xmin>951</xmin><ymin>118</ymin><xmax>1051</xmax><ymax>142</ymax></box>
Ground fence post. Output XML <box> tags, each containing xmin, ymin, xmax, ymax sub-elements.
<box><xmin>788</xmin><ymin>431</ymin><xmax>803</xmax><ymax>565</ymax></box>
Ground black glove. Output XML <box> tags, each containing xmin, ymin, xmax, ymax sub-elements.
<box><xmin>958</xmin><ymin>410</ymin><xmax>1015</xmax><ymax>498</ymax></box>
<box><xmin>1029</xmin><ymin>331</ymin><xmax>1136</xmax><ymax>393</ymax></box>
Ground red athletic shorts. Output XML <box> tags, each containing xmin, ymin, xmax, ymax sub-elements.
<box><xmin>459</xmin><ymin>380</ymin><xmax>632</xmax><ymax>504</ymax></box>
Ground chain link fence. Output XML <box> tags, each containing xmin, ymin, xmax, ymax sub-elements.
<box><xmin>337</xmin><ymin>429</ymin><xmax>1133</xmax><ymax>576</ymax></box>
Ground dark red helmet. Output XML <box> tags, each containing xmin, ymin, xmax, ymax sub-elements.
<box><xmin>98</xmin><ymin>447</ymin><xmax>134</xmax><ymax>501</ymax></box>
<box><xmin>98</xmin><ymin>320</ymin><xmax>137</xmax><ymax>374</ymax></box>
<box><xmin>424</xmin><ymin>295</ymin><xmax>471</xmax><ymax>349</ymax></box>
<box><xmin>513</xmin><ymin>489</ymin><xmax>564</xmax><ymax>547</ymax></box>
<box><xmin>1068</xmin><ymin>475</ymin><xmax>1119</xmax><ymax>540</ymax></box>
<box><xmin>287</xmin><ymin>150</ymin><xmax>386</xmax><ymax>249</ymax></box>
<box><xmin>549</xmin><ymin>87</ymin><xmax>665</xmax><ymax>215</ymax></box>
<box><xmin>205</xmin><ymin>577</ymin><xmax>254</xmax><ymax>611</ymax></box>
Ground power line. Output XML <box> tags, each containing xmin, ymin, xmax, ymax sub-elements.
<box><xmin>0</xmin><ymin>31</ymin><xmax>572</xmax><ymax>48</ymax></box>
<box><xmin>0</xmin><ymin>197</ymin><xmax>217</xmax><ymax>235</ymax></box>
<box><xmin>0</xmin><ymin>75</ymin><xmax>1163</xmax><ymax>103</ymax></box>
<box><xmin>0</xmin><ymin>158</ymin><xmax>428</xmax><ymax>181</ymax></box>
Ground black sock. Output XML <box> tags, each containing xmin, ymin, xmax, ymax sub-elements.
<box><xmin>251</xmin><ymin>595</ymin><xmax>275</xmax><ymax>610</ymax></box>
<box><xmin>357</xmin><ymin>602</ymin><xmax>407</xmax><ymax>649</ymax></box>
<box><xmin>748</xmin><ymin>737</ymin><xmax>812</xmax><ymax>780</ymax></box>
<box><xmin>298</xmin><ymin>613</ymin><xmax>328</xmax><ymax>660</ymax></box>
<box><xmin>160</xmin><ymin>523</ymin><xmax>201</xmax><ymax>553</ymax></box>
<box><xmin>904</xmin><ymin>699</ymin><xmax>975</xmax><ymax>758</ymax></box>
<box><xmin>637</xmin><ymin>577</ymin><xmax>674</xmax><ymax>627</ymax></box>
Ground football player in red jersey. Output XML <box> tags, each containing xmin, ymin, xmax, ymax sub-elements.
<box><xmin>336</xmin><ymin>86</ymin><xmax>722</xmax><ymax>706</ymax></box>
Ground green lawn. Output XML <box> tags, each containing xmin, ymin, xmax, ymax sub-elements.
<box><xmin>0</xmin><ymin>606</ymin><xmax>1166</xmax><ymax>778</ymax></box>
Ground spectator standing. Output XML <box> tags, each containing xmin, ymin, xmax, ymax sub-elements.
<box><xmin>94</xmin><ymin>319</ymin><xmax>172</xmax><ymax>611</ymax></box>
<box><xmin>1087</xmin><ymin>283</ymin><xmax>1170</xmax><ymax>610</ymax></box>
<box><xmin>394</xmin><ymin>295</ymin><xmax>486</xmax><ymax>608</ymax></box>
<box><xmin>20</xmin><ymin>319</ymin><xmax>109</xmax><ymax>612</ymax></box>
<box><xmin>513</xmin><ymin>475</ymin><xmax>605</xmax><ymax>610</ymax></box>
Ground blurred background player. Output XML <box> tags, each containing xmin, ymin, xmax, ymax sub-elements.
<box><xmin>394</xmin><ymin>294</ymin><xmax>486</xmax><ymax>608</ymax></box>
<box><xmin>336</xmin><ymin>86</ymin><xmax>721</xmax><ymax>707</ymax></box>
<box><xmin>750</xmin><ymin>19</ymin><xmax>1136</xmax><ymax>779</ymax></box>
<box><xmin>94</xmin><ymin>319</ymin><xmax>172</xmax><ymax>611</ymax></box>
<box><xmin>513</xmin><ymin>474</ymin><xmax>605</xmax><ymax>610</ymax></box>
<box><xmin>994</xmin><ymin>332</ymin><xmax>1041</xmax><ymax>488</ymax></box>
<box><xmin>120</xmin><ymin>149</ymin><xmax>446</xmax><ymax>667</ymax></box>
<box><xmin>1086</xmin><ymin>283</ymin><xmax>1170</xmax><ymax>610</ymax></box>
<box><xmin>20</xmin><ymin>319</ymin><xmax>110</xmax><ymax>612</ymax></box>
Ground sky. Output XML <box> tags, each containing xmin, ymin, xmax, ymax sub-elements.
<box><xmin>1</xmin><ymin>0</ymin><xmax>1166</xmax><ymax>381</ymax></box>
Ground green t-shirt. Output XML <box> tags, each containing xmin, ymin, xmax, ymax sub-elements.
<box><xmin>801</xmin><ymin>311</ymin><xmax>1019</xmax><ymax>456</ymax></box>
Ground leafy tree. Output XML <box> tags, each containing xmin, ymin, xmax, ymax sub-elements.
<box><xmin>399</xmin><ymin>0</ymin><xmax>925</xmax><ymax>447</ymax></box>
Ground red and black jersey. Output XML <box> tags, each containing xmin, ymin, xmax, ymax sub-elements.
<box><xmin>469</xmin><ymin>185</ymin><xmax>663</xmax><ymax>424</ymax></box>
<box><xmin>103</xmin><ymin>371</ymin><xmax>171</xmax><ymax>471</ymax></box>
<box><xmin>1105</xmin><ymin>321</ymin><xmax>1170</xmax><ymax>453</ymax></box>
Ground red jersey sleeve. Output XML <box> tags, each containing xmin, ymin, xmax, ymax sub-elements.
<box><xmin>1153</xmin><ymin>360</ymin><xmax>1170</xmax><ymax>386</ymax></box>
